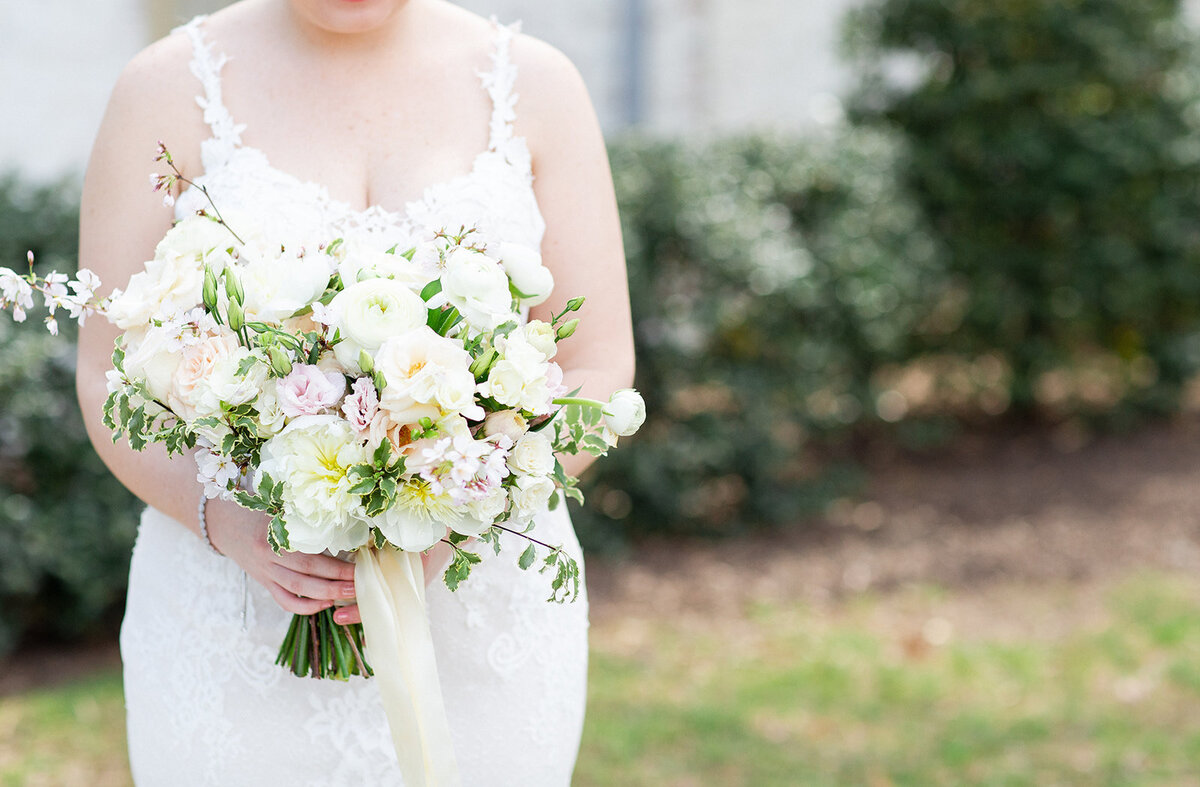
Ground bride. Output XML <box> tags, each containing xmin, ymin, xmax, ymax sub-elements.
<box><xmin>74</xmin><ymin>0</ymin><xmax>634</xmax><ymax>784</ymax></box>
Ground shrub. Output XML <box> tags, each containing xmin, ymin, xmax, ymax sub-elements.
<box><xmin>844</xmin><ymin>0</ymin><xmax>1200</xmax><ymax>414</ymax></box>
<box><xmin>0</xmin><ymin>177</ymin><xmax>141</xmax><ymax>656</ymax></box>
<box><xmin>573</xmin><ymin>131</ymin><xmax>946</xmax><ymax>544</ymax></box>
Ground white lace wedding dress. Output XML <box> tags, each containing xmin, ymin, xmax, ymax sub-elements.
<box><xmin>119</xmin><ymin>16</ymin><xmax>590</xmax><ymax>786</ymax></box>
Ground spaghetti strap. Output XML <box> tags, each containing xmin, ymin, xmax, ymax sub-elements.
<box><xmin>175</xmin><ymin>15</ymin><xmax>244</xmax><ymax>168</ymax></box>
<box><xmin>478</xmin><ymin>18</ymin><xmax>522</xmax><ymax>153</ymax></box>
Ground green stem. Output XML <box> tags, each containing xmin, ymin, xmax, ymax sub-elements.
<box><xmin>552</xmin><ymin>396</ymin><xmax>605</xmax><ymax>408</ymax></box>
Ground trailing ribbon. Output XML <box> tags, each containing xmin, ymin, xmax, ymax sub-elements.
<box><xmin>355</xmin><ymin>547</ymin><xmax>461</xmax><ymax>786</ymax></box>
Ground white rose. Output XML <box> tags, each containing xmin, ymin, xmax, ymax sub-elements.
<box><xmin>603</xmin><ymin>389</ymin><xmax>647</xmax><ymax>437</ymax></box>
<box><xmin>374</xmin><ymin>326</ymin><xmax>484</xmax><ymax>426</ymax></box>
<box><xmin>483</xmin><ymin>409</ymin><xmax>527</xmax><ymax>442</ymax></box>
<box><xmin>510</xmin><ymin>473</ymin><xmax>556</xmax><ymax>523</ymax></box>
<box><xmin>523</xmin><ymin>320</ymin><xmax>557</xmax><ymax>359</ymax></box>
<box><xmin>495</xmin><ymin>241</ymin><xmax>554</xmax><ymax>307</ymax></box>
<box><xmin>256</xmin><ymin>415</ymin><xmax>372</xmax><ymax>554</ymax></box>
<box><xmin>122</xmin><ymin>326</ymin><xmax>182</xmax><ymax>403</ymax></box>
<box><xmin>441</xmin><ymin>247</ymin><xmax>513</xmax><ymax>330</ymax></box>
<box><xmin>508</xmin><ymin>431</ymin><xmax>554</xmax><ymax>477</ymax></box>
<box><xmin>106</xmin><ymin>255</ymin><xmax>208</xmax><ymax>330</ymax></box>
<box><xmin>154</xmin><ymin>213</ymin><xmax>240</xmax><ymax>263</ymax></box>
<box><xmin>239</xmin><ymin>247</ymin><xmax>332</xmax><ymax>323</ymax></box>
<box><xmin>329</xmin><ymin>277</ymin><xmax>428</xmax><ymax>372</ymax></box>
<box><xmin>167</xmin><ymin>332</ymin><xmax>241</xmax><ymax>421</ymax></box>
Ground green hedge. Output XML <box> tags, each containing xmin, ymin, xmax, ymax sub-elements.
<box><xmin>0</xmin><ymin>177</ymin><xmax>140</xmax><ymax>655</ymax></box>
<box><xmin>844</xmin><ymin>0</ymin><xmax>1200</xmax><ymax>415</ymax></box>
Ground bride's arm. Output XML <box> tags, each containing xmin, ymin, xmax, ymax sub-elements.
<box><xmin>515</xmin><ymin>37</ymin><xmax>637</xmax><ymax>480</ymax></box>
<box><xmin>76</xmin><ymin>40</ymin><xmax>359</xmax><ymax>621</ymax></box>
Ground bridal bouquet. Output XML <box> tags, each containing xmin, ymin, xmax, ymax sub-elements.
<box><xmin>0</xmin><ymin>146</ymin><xmax>645</xmax><ymax>685</ymax></box>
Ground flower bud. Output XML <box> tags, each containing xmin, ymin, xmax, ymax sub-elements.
<box><xmin>268</xmin><ymin>346</ymin><xmax>294</xmax><ymax>377</ymax></box>
<box><xmin>556</xmin><ymin>318</ymin><xmax>580</xmax><ymax>341</ymax></box>
<box><xmin>565</xmin><ymin>297</ymin><xmax>585</xmax><ymax>313</ymax></box>
<box><xmin>226</xmin><ymin>299</ymin><xmax>245</xmax><ymax>332</ymax></box>
<box><xmin>202</xmin><ymin>265</ymin><xmax>219</xmax><ymax>312</ymax></box>
<box><xmin>601</xmin><ymin>388</ymin><xmax>646</xmax><ymax>437</ymax></box>
<box><xmin>224</xmin><ymin>269</ymin><xmax>245</xmax><ymax>305</ymax></box>
<box><xmin>358</xmin><ymin>350</ymin><xmax>375</xmax><ymax>375</ymax></box>
<box><xmin>469</xmin><ymin>348</ymin><xmax>498</xmax><ymax>380</ymax></box>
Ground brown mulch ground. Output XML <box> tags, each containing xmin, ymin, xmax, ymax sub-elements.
<box><xmin>586</xmin><ymin>417</ymin><xmax>1200</xmax><ymax>628</ymax></box>
<box><xmin>5</xmin><ymin>417</ymin><xmax>1200</xmax><ymax>694</ymax></box>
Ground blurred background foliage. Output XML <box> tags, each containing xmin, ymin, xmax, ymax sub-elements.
<box><xmin>8</xmin><ymin>0</ymin><xmax>1200</xmax><ymax>655</ymax></box>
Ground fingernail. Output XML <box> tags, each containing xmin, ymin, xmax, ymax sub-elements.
<box><xmin>341</xmin><ymin>583</ymin><xmax>357</xmax><ymax>598</ymax></box>
<box><xmin>334</xmin><ymin>610</ymin><xmax>349</xmax><ymax>624</ymax></box>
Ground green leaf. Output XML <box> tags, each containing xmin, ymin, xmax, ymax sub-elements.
<box><xmin>518</xmin><ymin>543</ymin><xmax>537</xmax><ymax>570</ymax></box>
<box><xmin>267</xmin><ymin>515</ymin><xmax>290</xmax><ymax>553</ymax></box>
<box><xmin>420</xmin><ymin>279</ymin><xmax>443</xmax><ymax>302</ymax></box>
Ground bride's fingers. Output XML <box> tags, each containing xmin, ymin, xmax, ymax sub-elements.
<box><xmin>333</xmin><ymin>604</ymin><xmax>361</xmax><ymax>626</ymax></box>
<box><xmin>271</xmin><ymin>550</ymin><xmax>355</xmax><ymax>581</ymax></box>
<box><xmin>268</xmin><ymin>564</ymin><xmax>356</xmax><ymax>603</ymax></box>
<box><xmin>268</xmin><ymin>583</ymin><xmax>334</xmax><ymax>615</ymax></box>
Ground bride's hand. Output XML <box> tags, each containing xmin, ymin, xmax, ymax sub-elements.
<box><xmin>205</xmin><ymin>499</ymin><xmax>362</xmax><ymax>625</ymax></box>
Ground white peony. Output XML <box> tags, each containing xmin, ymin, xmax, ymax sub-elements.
<box><xmin>494</xmin><ymin>241</ymin><xmax>554</xmax><ymax>307</ymax></box>
<box><xmin>337</xmin><ymin>241</ymin><xmax>429</xmax><ymax>293</ymax></box>
<box><xmin>371</xmin><ymin>480</ymin><xmax>459</xmax><ymax>552</ymax></box>
<box><xmin>440</xmin><ymin>247</ymin><xmax>513</xmax><ymax>330</ymax></box>
<box><xmin>238</xmin><ymin>246</ymin><xmax>332</xmax><ymax>324</ymax></box>
<box><xmin>603</xmin><ymin>389</ymin><xmax>647</xmax><ymax>436</ymax></box>
<box><xmin>256</xmin><ymin>415</ymin><xmax>372</xmax><ymax>554</ymax></box>
<box><xmin>374</xmin><ymin>326</ymin><xmax>485</xmax><ymax>426</ymax></box>
<box><xmin>329</xmin><ymin>277</ymin><xmax>428</xmax><ymax>372</ymax></box>
<box><xmin>508</xmin><ymin>430</ymin><xmax>554</xmax><ymax>477</ymax></box>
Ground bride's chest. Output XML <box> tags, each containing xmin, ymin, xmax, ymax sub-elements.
<box><xmin>177</xmin><ymin>142</ymin><xmax>546</xmax><ymax>253</ymax></box>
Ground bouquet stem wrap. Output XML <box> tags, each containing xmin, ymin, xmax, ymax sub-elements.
<box><xmin>355</xmin><ymin>547</ymin><xmax>461</xmax><ymax>786</ymax></box>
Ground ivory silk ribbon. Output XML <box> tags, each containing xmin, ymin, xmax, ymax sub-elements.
<box><xmin>355</xmin><ymin>547</ymin><xmax>461</xmax><ymax>786</ymax></box>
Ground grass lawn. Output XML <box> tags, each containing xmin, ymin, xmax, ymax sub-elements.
<box><xmin>5</xmin><ymin>572</ymin><xmax>1200</xmax><ymax>786</ymax></box>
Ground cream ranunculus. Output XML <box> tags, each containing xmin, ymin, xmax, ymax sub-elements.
<box><xmin>494</xmin><ymin>241</ymin><xmax>554</xmax><ymax>307</ymax></box>
<box><xmin>255</xmin><ymin>415</ymin><xmax>372</xmax><ymax>554</ymax></box>
<box><xmin>441</xmin><ymin>247</ymin><xmax>513</xmax><ymax>331</ymax></box>
<box><xmin>374</xmin><ymin>326</ymin><xmax>485</xmax><ymax>426</ymax></box>
<box><xmin>254</xmin><ymin>386</ymin><xmax>288</xmax><ymax>437</ymax></box>
<box><xmin>510</xmin><ymin>473</ymin><xmax>556</xmax><ymax>524</ymax></box>
<box><xmin>238</xmin><ymin>247</ymin><xmax>332</xmax><ymax>324</ymax></box>
<box><xmin>508</xmin><ymin>430</ymin><xmax>554</xmax><ymax>477</ymax></box>
<box><xmin>603</xmin><ymin>388</ymin><xmax>647</xmax><ymax>436</ymax></box>
<box><xmin>329</xmin><ymin>277</ymin><xmax>428</xmax><ymax>372</ymax></box>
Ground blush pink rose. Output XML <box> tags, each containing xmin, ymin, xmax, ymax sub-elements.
<box><xmin>276</xmin><ymin>364</ymin><xmax>347</xmax><ymax>418</ymax></box>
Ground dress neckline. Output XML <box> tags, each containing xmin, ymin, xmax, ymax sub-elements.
<box><xmin>175</xmin><ymin>14</ymin><xmax>530</xmax><ymax>231</ymax></box>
